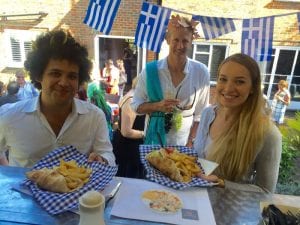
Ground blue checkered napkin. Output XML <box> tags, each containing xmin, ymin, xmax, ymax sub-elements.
<box><xmin>23</xmin><ymin>145</ymin><xmax>117</xmax><ymax>215</ymax></box>
<box><xmin>139</xmin><ymin>145</ymin><xmax>214</xmax><ymax>189</ymax></box>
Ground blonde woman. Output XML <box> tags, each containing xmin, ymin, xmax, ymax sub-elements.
<box><xmin>271</xmin><ymin>79</ymin><xmax>291</xmax><ymax>124</ymax></box>
<box><xmin>194</xmin><ymin>53</ymin><xmax>282</xmax><ymax>193</ymax></box>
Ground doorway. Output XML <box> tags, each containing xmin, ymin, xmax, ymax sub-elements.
<box><xmin>96</xmin><ymin>36</ymin><xmax>139</xmax><ymax>89</ymax></box>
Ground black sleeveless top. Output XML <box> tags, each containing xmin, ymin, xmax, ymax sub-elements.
<box><xmin>112</xmin><ymin>96</ymin><xmax>145</xmax><ymax>178</ymax></box>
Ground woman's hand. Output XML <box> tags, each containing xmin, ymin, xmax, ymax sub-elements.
<box><xmin>197</xmin><ymin>173</ymin><xmax>225</xmax><ymax>187</ymax></box>
<box><xmin>186</xmin><ymin>139</ymin><xmax>193</xmax><ymax>148</ymax></box>
<box><xmin>88</xmin><ymin>152</ymin><xmax>108</xmax><ymax>164</ymax></box>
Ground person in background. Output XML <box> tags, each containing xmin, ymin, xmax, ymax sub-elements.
<box><xmin>0</xmin><ymin>81</ymin><xmax>5</xmax><ymax>96</ymax></box>
<box><xmin>0</xmin><ymin>29</ymin><xmax>115</xmax><ymax>167</ymax></box>
<box><xmin>15</xmin><ymin>69</ymin><xmax>39</xmax><ymax>100</ymax></box>
<box><xmin>271</xmin><ymin>79</ymin><xmax>291</xmax><ymax>125</ymax></box>
<box><xmin>77</xmin><ymin>82</ymin><xmax>88</xmax><ymax>101</ymax></box>
<box><xmin>113</xmin><ymin>77</ymin><xmax>145</xmax><ymax>178</ymax></box>
<box><xmin>116</xmin><ymin>59</ymin><xmax>127</xmax><ymax>97</ymax></box>
<box><xmin>261</xmin><ymin>84</ymin><xmax>272</xmax><ymax>115</ymax></box>
<box><xmin>132</xmin><ymin>14</ymin><xmax>210</xmax><ymax>146</ymax></box>
<box><xmin>193</xmin><ymin>53</ymin><xmax>282</xmax><ymax>193</ymax></box>
<box><xmin>87</xmin><ymin>81</ymin><xmax>113</xmax><ymax>140</ymax></box>
<box><xmin>101</xmin><ymin>59</ymin><xmax>119</xmax><ymax>95</ymax></box>
<box><xmin>123</xmin><ymin>42</ymin><xmax>133</xmax><ymax>86</ymax></box>
<box><xmin>0</xmin><ymin>81</ymin><xmax>19</xmax><ymax>107</ymax></box>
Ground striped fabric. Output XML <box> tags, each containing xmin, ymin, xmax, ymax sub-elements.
<box><xmin>241</xmin><ymin>17</ymin><xmax>274</xmax><ymax>61</ymax></box>
<box><xmin>192</xmin><ymin>15</ymin><xmax>236</xmax><ymax>40</ymax></box>
<box><xmin>83</xmin><ymin>0</ymin><xmax>121</xmax><ymax>35</ymax></box>
<box><xmin>134</xmin><ymin>2</ymin><xmax>171</xmax><ymax>53</ymax></box>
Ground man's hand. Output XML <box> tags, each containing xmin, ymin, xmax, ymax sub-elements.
<box><xmin>157</xmin><ymin>99</ymin><xmax>180</xmax><ymax>113</ymax></box>
<box><xmin>137</xmin><ymin>98</ymin><xmax>180</xmax><ymax>114</ymax></box>
<box><xmin>88</xmin><ymin>152</ymin><xmax>108</xmax><ymax>164</ymax></box>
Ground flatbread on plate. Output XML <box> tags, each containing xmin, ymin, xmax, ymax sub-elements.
<box><xmin>141</xmin><ymin>189</ymin><xmax>182</xmax><ymax>213</ymax></box>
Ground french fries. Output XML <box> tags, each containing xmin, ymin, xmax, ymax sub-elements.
<box><xmin>164</xmin><ymin>148</ymin><xmax>201</xmax><ymax>182</ymax></box>
<box><xmin>54</xmin><ymin>159</ymin><xmax>92</xmax><ymax>191</ymax></box>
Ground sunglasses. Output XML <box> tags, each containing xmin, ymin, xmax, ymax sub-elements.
<box><xmin>175</xmin><ymin>85</ymin><xmax>196</xmax><ymax>111</ymax></box>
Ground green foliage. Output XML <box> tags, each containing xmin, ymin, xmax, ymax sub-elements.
<box><xmin>276</xmin><ymin>111</ymin><xmax>300</xmax><ymax>194</ymax></box>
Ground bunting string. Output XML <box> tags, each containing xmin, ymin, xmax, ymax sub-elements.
<box><xmin>83</xmin><ymin>0</ymin><xmax>300</xmax><ymax>61</ymax></box>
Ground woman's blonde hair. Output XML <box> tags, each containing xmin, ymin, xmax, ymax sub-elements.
<box><xmin>278</xmin><ymin>80</ymin><xmax>288</xmax><ymax>89</ymax></box>
<box><xmin>206</xmin><ymin>53</ymin><xmax>271</xmax><ymax>181</ymax></box>
<box><xmin>131</xmin><ymin>76</ymin><xmax>138</xmax><ymax>89</ymax></box>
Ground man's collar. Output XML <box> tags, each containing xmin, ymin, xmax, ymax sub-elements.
<box><xmin>21</xmin><ymin>96</ymin><xmax>89</xmax><ymax>115</ymax></box>
<box><xmin>160</xmin><ymin>57</ymin><xmax>191</xmax><ymax>75</ymax></box>
<box><xmin>74</xmin><ymin>98</ymin><xmax>89</xmax><ymax>115</ymax></box>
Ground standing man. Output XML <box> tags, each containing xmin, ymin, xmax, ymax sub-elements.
<box><xmin>15</xmin><ymin>69</ymin><xmax>39</xmax><ymax>100</ymax></box>
<box><xmin>0</xmin><ymin>29</ymin><xmax>115</xmax><ymax>167</ymax></box>
<box><xmin>132</xmin><ymin>15</ymin><xmax>210</xmax><ymax>147</ymax></box>
<box><xmin>0</xmin><ymin>81</ymin><xmax>19</xmax><ymax>106</ymax></box>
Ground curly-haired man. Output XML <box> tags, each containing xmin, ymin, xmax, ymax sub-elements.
<box><xmin>0</xmin><ymin>29</ymin><xmax>115</xmax><ymax>167</ymax></box>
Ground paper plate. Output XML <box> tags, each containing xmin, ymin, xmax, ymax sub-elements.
<box><xmin>141</xmin><ymin>189</ymin><xmax>182</xmax><ymax>214</ymax></box>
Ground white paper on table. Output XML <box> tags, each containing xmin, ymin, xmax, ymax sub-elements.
<box><xmin>110</xmin><ymin>178</ymin><xmax>216</xmax><ymax>225</ymax></box>
<box><xmin>197</xmin><ymin>158</ymin><xmax>219</xmax><ymax>175</ymax></box>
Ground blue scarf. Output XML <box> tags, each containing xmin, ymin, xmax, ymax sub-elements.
<box><xmin>144</xmin><ymin>61</ymin><xmax>166</xmax><ymax>145</ymax></box>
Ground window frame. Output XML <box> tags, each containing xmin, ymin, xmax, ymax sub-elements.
<box><xmin>4</xmin><ymin>29</ymin><xmax>40</xmax><ymax>68</ymax></box>
<box><xmin>260</xmin><ymin>46</ymin><xmax>300</xmax><ymax>110</ymax></box>
<box><xmin>191</xmin><ymin>42</ymin><xmax>229</xmax><ymax>82</ymax></box>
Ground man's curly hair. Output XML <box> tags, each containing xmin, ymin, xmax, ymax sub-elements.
<box><xmin>24</xmin><ymin>29</ymin><xmax>92</xmax><ymax>90</ymax></box>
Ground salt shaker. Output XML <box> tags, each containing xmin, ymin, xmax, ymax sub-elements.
<box><xmin>79</xmin><ymin>190</ymin><xmax>106</xmax><ymax>225</ymax></box>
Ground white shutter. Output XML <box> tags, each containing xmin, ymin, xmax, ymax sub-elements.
<box><xmin>5</xmin><ymin>29</ymin><xmax>39</xmax><ymax>68</ymax></box>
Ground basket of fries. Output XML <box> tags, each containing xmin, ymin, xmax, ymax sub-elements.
<box><xmin>139</xmin><ymin>145</ymin><xmax>214</xmax><ymax>189</ymax></box>
<box><xmin>23</xmin><ymin>145</ymin><xmax>118</xmax><ymax>214</ymax></box>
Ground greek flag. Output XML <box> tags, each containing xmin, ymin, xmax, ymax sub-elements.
<box><xmin>297</xmin><ymin>12</ymin><xmax>300</xmax><ymax>33</ymax></box>
<box><xmin>192</xmin><ymin>15</ymin><xmax>236</xmax><ymax>40</ymax></box>
<box><xmin>83</xmin><ymin>0</ymin><xmax>121</xmax><ymax>35</ymax></box>
<box><xmin>241</xmin><ymin>17</ymin><xmax>274</xmax><ymax>61</ymax></box>
<box><xmin>134</xmin><ymin>2</ymin><xmax>171</xmax><ymax>53</ymax></box>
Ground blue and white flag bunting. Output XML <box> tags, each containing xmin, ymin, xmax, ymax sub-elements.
<box><xmin>134</xmin><ymin>2</ymin><xmax>171</xmax><ymax>53</ymax></box>
<box><xmin>297</xmin><ymin>12</ymin><xmax>300</xmax><ymax>33</ymax></box>
<box><xmin>83</xmin><ymin>0</ymin><xmax>121</xmax><ymax>35</ymax></box>
<box><xmin>242</xmin><ymin>17</ymin><xmax>274</xmax><ymax>61</ymax></box>
<box><xmin>192</xmin><ymin>15</ymin><xmax>236</xmax><ymax>40</ymax></box>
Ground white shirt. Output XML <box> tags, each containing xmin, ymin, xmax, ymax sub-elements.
<box><xmin>132</xmin><ymin>57</ymin><xmax>210</xmax><ymax>145</ymax></box>
<box><xmin>17</xmin><ymin>82</ymin><xmax>39</xmax><ymax>100</ymax></box>
<box><xmin>0</xmin><ymin>96</ymin><xmax>115</xmax><ymax>167</ymax></box>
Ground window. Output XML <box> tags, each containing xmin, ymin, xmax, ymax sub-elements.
<box><xmin>4</xmin><ymin>29</ymin><xmax>40</xmax><ymax>68</ymax></box>
<box><xmin>189</xmin><ymin>43</ymin><xmax>228</xmax><ymax>81</ymax></box>
<box><xmin>261</xmin><ymin>47</ymin><xmax>300</xmax><ymax>110</ymax></box>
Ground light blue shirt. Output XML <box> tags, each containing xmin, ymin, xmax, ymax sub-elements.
<box><xmin>17</xmin><ymin>82</ymin><xmax>39</xmax><ymax>101</ymax></box>
<box><xmin>0</xmin><ymin>96</ymin><xmax>115</xmax><ymax>167</ymax></box>
<box><xmin>194</xmin><ymin>105</ymin><xmax>282</xmax><ymax>193</ymax></box>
